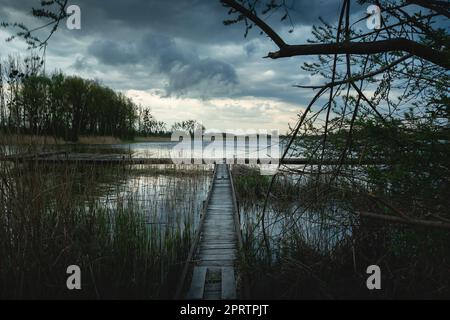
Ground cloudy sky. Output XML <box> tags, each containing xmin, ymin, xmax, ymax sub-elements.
<box><xmin>0</xmin><ymin>0</ymin><xmax>345</xmax><ymax>132</ymax></box>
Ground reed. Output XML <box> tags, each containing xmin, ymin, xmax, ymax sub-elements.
<box><xmin>0</xmin><ymin>134</ymin><xmax>125</xmax><ymax>145</ymax></box>
<box><xmin>0</xmin><ymin>139</ymin><xmax>211</xmax><ymax>299</ymax></box>
<box><xmin>232</xmin><ymin>165</ymin><xmax>450</xmax><ymax>299</ymax></box>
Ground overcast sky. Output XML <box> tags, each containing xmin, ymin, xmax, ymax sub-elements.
<box><xmin>0</xmin><ymin>0</ymin><xmax>345</xmax><ymax>132</ymax></box>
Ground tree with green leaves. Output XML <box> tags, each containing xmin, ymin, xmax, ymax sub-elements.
<box><xmin>171</xmin><ymin>120</ymin><xmax>206</xmax><ymax>136</ymax></box>
<box><xmin>222</xmin><ymin>0</ymin><xmax>450</xmax><ymax>298</ymax></box>
<box><xmin>222</xmin><ymin>0</ymin><xmax>450</xmax><ymax>229</ymax></box>
<box><xmin>0</xmin><ymin>56</ymin><xmax>141</xmax><ymax>141</ymax></box>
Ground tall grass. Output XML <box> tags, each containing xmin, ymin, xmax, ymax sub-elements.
<box><xmin>0</xmin><ymin>139</ymin><xmax>211</xmax><ymax>299</ymax></box>
<box><xmin>0</xmin><ymin>133</ymin><xmax>128</xmax><ymax>146</ymax></box>
<box><xmin>232</xmin><ymin>165</ymin><xmax>450</xmax><ymax>299</ymax></box>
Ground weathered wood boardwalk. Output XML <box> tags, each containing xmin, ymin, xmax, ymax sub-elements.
<box><xmin>176</xmin><ymin>163</ymin><xmax>243</xmax><ymax>300</ymax></box>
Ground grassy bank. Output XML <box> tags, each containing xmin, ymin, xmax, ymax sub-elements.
<box><xmin>0</xmin><ymin>134</ymin><xmax>123</xmax><ymax>145</ymax></box>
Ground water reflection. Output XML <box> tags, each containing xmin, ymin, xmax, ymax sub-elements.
<box><xmin>3</xmin><ymin>140</ymin><xmax>284</xmax><ymax>161</ymax></box>
<box><xmin>63</xmin><ymin>164</ymin><xmax>212</xmax><ymax>239</ymax></box>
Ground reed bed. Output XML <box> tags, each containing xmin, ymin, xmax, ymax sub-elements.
<box><xmin>232</xmin><ymin>165</ymin><xmax>450</xmax><ymax>299</ymax></box>
<box><xmin>0</xmin><ymin>141</ymin><xmax>211</xmax><ymax>299</ymax></box>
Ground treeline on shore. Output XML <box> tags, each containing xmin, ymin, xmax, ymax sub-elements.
<box><xmin>0</xmin><ymin>55</ymin><xmax>201</xmax><ymax>143</ymax></box>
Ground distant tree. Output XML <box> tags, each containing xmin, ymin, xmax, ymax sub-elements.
<box><xmin>21</xmin><ymin>74</ymin><xmax>51</xmax><ymax>134</ymax></box>
<box><xmin>154</xmin><ymin>121</ymin><xmax>167</xmax><ymax>134</ymax></box>
<box><xmin>63</xmin><ymin>76</ymin><xmax>91</xmax><ymax>141</ymax></box>
<box><xmin>0</xmin><ymin>62</ymin><xmax>4</xmax><ymax>129</ymax></box>
<box><xmin>0</xmin><ymin>56</ymin><xmax>140</xmax><ymax>140</ymax></box>
<box><xmin>142</xmin><ymin>109</ymin><xmax>153</xmax><ymax>135</ymax></box>
<box><xmin>171</xmin><ymin>120</ymin><xmax>205</xmax><ymax>136</ymax></box>
<box><xmin>48</xmin><ymin>72</ymin><xmax>66</xmax><ymax>136</ymax></box>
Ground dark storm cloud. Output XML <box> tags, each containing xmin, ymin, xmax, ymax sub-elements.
<box><xmin>1</xmin><ymin>0</ymin><xmax>342</xmax><ymax>43</ymax></box>
<box><xmin>88</xmin><ymin>33</ymin><xmax>238</xmax><ymax>96</ymax></box>
<box><xmin>0</xmin><ymin>0</ymin><xmax>344</xmax><ymax>101</ymax></box>
<box><xmin>79</xmin><ymin>0</ymin><xmax>342</xmax><ymax>47</ymax></box>
<box><xmin>139</xmin><ymin>34</ymin><xmax>238</xmax><ymax>96</ymax></box>
<box><xmin>76</xmin><ymin>0</ymin><xmax>342</xmax><ymax>41</ymax></box>
<box><xmin>72</xmin><ymin>56</ymin><xmax>89</xmax><ymax>70</ymax></box>
<box><xmin>88</xmin><ymin>40</ymin><xmax>139</xmax><ymax>65</ymax></box>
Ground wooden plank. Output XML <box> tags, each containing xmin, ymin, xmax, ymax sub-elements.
<box><xmin>203</xmin><ymin>231</ymin><xmax>236</xmax><ymax>235</ymax></box>
<box><xmin>199</xmin><ymin>260</ymin><xmax>235</xmax><ymax>267</ymax></box>
<box><xmin>199</xmin><ymin>254</ymin><xmax>236</xmax><ymax>261</ymax></box>
<box><xmin>186</xmin><ymin>267</ymin><xmax>207</xmax><ymax>300</ymax></box>
<box><xmin>203</xmin><ymin>225</ymin><xmax>234</xmax><ymax>230</ymax></box>
<box><xmin>200</xmin><ymin>241</ymin><xmax>236</xmax><ymax>246</ymax></box>
<box><xmin>222</xmin><ymin>267</ymin><xmax>237</xmax><ymax>300</ymax></box>
<box><xmin>203</xmin><ymin>268</ymin><xmax>222</xmax><ymax>300</ymax></box>
<box><xmin>202</xmin><ymin>229</ymin><xmax>234</xmax><ymax>234</ymax></box>
<box><xmin>184</xmin><ymin>164</ymin><xmax>241</xmax><ymax>300</ymax></box>
<box><xmin>175</xmin><ymin>165</ymin><xmax>217</xmax><ymax>299</ymax></box>
<box><xmin>202</xmin><ymin>237</ymin><xmax>236</xmax><ymax>241</ymax></box>
<box><xmin>202</xmin><ymin>235</ymin><xmax>236</xmax><ymax>238</ymax></box>
<box><xmin>204</xmin><ymin>219</ymin><xmax>234</xmax><ymax>223</ymax></box>
<box><xmin>206</xmin><ymin>212</ymin><xmax>233</xmax><ymax>215</ymax></box>
<box><xmin>200</xmin><ymin>245</ymin><xmax>236</xmax><ymax>249</ymax></box>
<box><xmin>203</xmin><ymin>230</ymin><xmax>235</xmax><ymax>235</ymax></box>
<box><xmin>200</xmin><ymin>249</ymin><xmax>237</xmax><ymax>256</ymax></box>
<box><xmin>200</xmin><ymin>244</ymin><xmax>237</xmax><ymax>250</ymax></box>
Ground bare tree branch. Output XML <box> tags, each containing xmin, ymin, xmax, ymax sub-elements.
<box><xmin>269</xmin><ymin>39</ymin><xmax>449</xmax><ymax>69</ymax></box>
<box><xmin>221</xmin><ymin>0</ymin><xmax>450</xmax><ymax>69</ymax></box>
<box><xmin>221</xmin><ymin>0</ymin><xmax>287</xmax><ymax>48</ymax></box>
<box><xmin>294</xmin><ymin>53</ymin><xmax>413</xmax><ymax>89</ymax></box>
<box><xmin>406</xmin><ymin>0</ymin><xmax>450</xmax><ymax>19</ymax></box>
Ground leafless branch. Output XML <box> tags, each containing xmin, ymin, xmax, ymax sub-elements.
<box><xmin>221</xmin><ymin>0</ymin><xmax>450</xmax><ymax>69</ymax></box>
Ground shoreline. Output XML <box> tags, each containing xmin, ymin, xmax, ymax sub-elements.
<box><xmin>0</xmin><ymin>134</ymin><xmax>173</xmax><ymax>145</ymax></box>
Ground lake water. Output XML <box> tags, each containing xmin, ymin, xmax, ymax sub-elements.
<box><xmin>67</xmin><ymin>140</ymin><xmax>283</xmax><ymax>162</ymax></box>
<box><xmin>4</xmin><ymin>139</ymin><xmax>285</xmax><ymax>162</ymax></box>
<box><xmin>2</xmin><ymin>140</ymin><xmax>345</xmax><ymax>255</ymax></box>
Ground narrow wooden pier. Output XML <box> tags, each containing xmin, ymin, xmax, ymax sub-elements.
<box><xmin>176</xmin><ymin>163</ymin><xmax>244</xmax><ymax>300</ymax></box>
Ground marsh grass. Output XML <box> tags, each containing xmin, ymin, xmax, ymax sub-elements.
<box><xmin>0</xmin><ymin>134</ymin><xmax>66</xmax><ymax>145</ymax></box>
<box><xmin>232</xmin><ymin>165</ymin><xmax>450</xmax><ymax>299</ymax></box>
<box><xmin>0</xmin><ymin>140</ymin><xmax>211</xmax><ymax>299</ymax></box>
<box><xmin>0</xmin><ymin>134</ymin><xmax>125</xmax><ymax>145</ymax></box>
<box><xmin>76</xmin><ymin>136</ymin><xmax>123</xmax><ymax>145</ymax></box>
